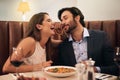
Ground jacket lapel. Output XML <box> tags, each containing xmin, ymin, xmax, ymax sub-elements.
<box><xmin>63</xmin><ymin>40</ymin><xmax>77</xmax><ymax>66</ymax></box>
<box><xmin>87</xmin><ymin>30</ymin><xmax>94</xmax><ymax>59</ymax></box>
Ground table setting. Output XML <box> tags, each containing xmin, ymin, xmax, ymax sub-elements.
<box><xmin>0</xmin><ymin>65</ymin><xmax>117</xmax><ymax>80</ymax></box>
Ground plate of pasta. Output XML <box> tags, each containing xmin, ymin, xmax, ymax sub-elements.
<box><xmin>44</xmin><ymin>66</ymin><xmax>77</xmax><ymax>77</ymax></box>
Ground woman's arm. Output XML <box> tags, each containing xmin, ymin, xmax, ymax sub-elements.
<box><xmin>3</xmin><ymin>58</ymin><xmax>53</xmax><ymax>73</ymax></box>
<box><xmin>2</xmin><ymin>37</ymin><xmax>36</xmax><ymax>73</ymax></box>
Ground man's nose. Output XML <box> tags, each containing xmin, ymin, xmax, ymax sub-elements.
<box><xmin>61</xmin><ymin>21</ymin><xmax>65</xmax><ymax>25</ymax></box>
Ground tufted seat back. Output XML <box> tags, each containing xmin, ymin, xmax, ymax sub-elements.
<box><xmin>0</xmin><ymin>21</ymin><xmax>28</xmax><ymax>75</ymax></box>
<box><xmin>86</xmin><ymin>20</ymin><xmax>120</xmax><ymax>47</ymax></box>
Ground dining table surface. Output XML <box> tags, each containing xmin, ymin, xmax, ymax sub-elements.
<box><xmin>0</xmin><ymin>70</ymin><xmax>117</xmax><ymax>80</ymax></box>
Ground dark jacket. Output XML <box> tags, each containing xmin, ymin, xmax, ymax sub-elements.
<box><xmin>55</xmin><ymin>30</ymin><xmax>118</xmax><ymax>76</ymax></box>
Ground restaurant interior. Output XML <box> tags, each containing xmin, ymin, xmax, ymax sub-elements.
<box><xmin>0</xmin><ymin>0</ymin><xmax>120</xmax><ymax>80</ymax></box>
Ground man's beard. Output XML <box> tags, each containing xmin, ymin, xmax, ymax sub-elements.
<box><xmin>67</xmin><ymin>20</ymin><xmax>77</xmax><ymax>34</ymax></box>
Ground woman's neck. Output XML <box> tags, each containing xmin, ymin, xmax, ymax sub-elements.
<box><xmin>39</xmin><ymin>37</ymin><xmax>49</xmax><ymax>49</ymax></box>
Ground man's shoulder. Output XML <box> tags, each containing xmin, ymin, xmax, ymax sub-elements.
<box><xmin>89</xmin><ymin>29</ymin><xmax>105</xmax><ymax>34</ymax></box>
<box><xmin>88</xmin><ymin>29</ymin><xmax>106</xmax><ymax>36</ymax></box>
<box><xmin>87</xmin><ymin>30</ymin><xmax>108</xmax><ymax>40</ymax></box>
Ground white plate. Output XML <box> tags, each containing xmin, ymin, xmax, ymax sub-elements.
<box><xmin>44</xmin><ymin>66</ymin><xmax>77</xmax><ymax>77</ymax></box>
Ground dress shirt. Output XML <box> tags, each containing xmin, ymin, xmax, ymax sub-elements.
<box><xmin>69</xmin><ymin>28</ymin><xmax>89</xmax><ymax>63</ymax></box>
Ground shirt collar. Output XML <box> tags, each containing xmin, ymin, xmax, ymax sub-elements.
<box><xmin>69</xmin><ymin>28</ymin><xmax>90</xmax><ymax>41</ymax></box>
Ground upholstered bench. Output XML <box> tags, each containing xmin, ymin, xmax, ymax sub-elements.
<box><xmin>0</xmin><ymin>20</ymin><xmax>120</xmax><ymax>75</ymax></box>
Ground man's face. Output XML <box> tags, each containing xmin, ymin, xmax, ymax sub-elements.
<box><xmin>60</xmin><ymin>10</ymin><xmax>77</xmax><ymax>33</ymax></box>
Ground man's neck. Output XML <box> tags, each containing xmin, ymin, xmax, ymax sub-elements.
<box><xmin>71</xmin><ymin>25</ymin><xmax>84</xmax><ymax>41</ymax></box>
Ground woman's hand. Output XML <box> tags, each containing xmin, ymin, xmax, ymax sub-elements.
<box><xmin>51</xmin><ymin>36</ymin><xmax>62</xmax><ymax>45</ymax></box>
<box><xmin>34</xmin><ymin>60</ymin><xmax>53</xmax><ymax>71</ymax></box>
<box><xmin>42</xmin><ymin>60</ymin><xmax>53</xmax><ymax>67</ymax></box>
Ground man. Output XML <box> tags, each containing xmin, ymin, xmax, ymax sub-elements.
<box><xmin>55</xmin><ymin>7</ymin><xmax>118</xmax><ymax>76</ymax></box>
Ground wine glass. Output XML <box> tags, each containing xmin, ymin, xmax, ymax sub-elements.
<box><xmin>10</xmin><ymin>47</ymin><xmax>24</xmax><ymax>75</ymax></box>
<box><xmin>114</xmin><ymin>47</ymin><xmax>120</xmax><ymax>79</ymax></box>
<box><xmin>41</xmin><ymin>53</ymin><xmax>46</xmax><ymax>72</ymax></box>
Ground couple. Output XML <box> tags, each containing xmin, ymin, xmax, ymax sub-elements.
<box><xmin>3</xmin><ymin>7</ymin><xmax>118</xmax><ymax>76</ymax></box>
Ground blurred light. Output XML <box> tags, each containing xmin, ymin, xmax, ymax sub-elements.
<box><xmin>17</xmin><ymin>1</ymin><xmax>30</xmax><ymax>21</ymax></box>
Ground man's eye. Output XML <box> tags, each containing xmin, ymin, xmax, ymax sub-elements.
<box><xmin>64</xmin><ymin>17</ymin><xmax>67</xmax><ymax>20</ymax></box>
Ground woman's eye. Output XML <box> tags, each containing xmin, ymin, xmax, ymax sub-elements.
<box><xmin>47</xmin><ymin>19</ymin><xmax>52</xmax><ymax>22</ymax></box>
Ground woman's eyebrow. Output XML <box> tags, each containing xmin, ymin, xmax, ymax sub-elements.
<box><xmin>47</xmin><ymin>19</ymin><xmax>52</xmax><ymax>21</ymax></box>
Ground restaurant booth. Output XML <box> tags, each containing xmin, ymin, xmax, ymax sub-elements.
<box><xmin>0</xmin><ymin>20</ymin><xmax>120</xmax><ymax>75</ymax></box>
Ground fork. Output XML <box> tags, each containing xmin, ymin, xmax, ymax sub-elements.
<box><xmin>97</xmin><ymin>74</ymin><xmax>106</xmax><ymax>79</ymax></box>
<box><xmin>101</xmin><ymin>75</ymin><xmax>113</xmax><ymax>79</ymax></box>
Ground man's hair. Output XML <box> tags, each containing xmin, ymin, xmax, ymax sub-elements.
<box><xmin>58</xmin><ymin>7</ymin><xmax>85</xmax><ymax>27</ymax></box>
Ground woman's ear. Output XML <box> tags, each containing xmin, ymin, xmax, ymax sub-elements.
<box><xmin>36</xmin><ymin>24</ymin><xmax>42</xmax><ymax>30</ymax></box>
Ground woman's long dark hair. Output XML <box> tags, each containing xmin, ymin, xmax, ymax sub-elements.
<box><xmin>25</xmin><ymin>12</ymin><xmax>54</xmax><ymax>61</ymax></box>
<box><xmin>25</xmin><ymin>12</ymin><xmax>48</xmax><ymax>41</ymax></box>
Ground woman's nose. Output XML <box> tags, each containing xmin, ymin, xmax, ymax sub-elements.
<box><xmin>52</xmin><ymin>22</ymin><xmax>55</xmax><ymax>25</ymax></box>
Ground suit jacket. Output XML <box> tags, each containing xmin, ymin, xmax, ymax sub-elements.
<box><xmin>54</xmin><ymin>30</ymin><xmax>118</xmax><ymax>76</ymax></box>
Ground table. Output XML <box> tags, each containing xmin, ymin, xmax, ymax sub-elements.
<box><xmin>0</xmin><ymin>71</ymin><xmax>117</xmax><ymax>80</ymax></box>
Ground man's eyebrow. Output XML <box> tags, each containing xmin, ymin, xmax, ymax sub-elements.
<box><xmin>63</xmin><ymin>15</ymin><xmax>67</xmax><ymax>18</ymax></box>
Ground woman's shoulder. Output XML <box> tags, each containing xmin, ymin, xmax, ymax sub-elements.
<box><xmin>18</xmin><ymin>37</ymin><xmax>36</xmax><ymax>49</ymax></box>
<box><xmin>23</xmin><ymin>37</ymin><xmax>36</xmax><ymax>43</ymax></box>
<box><xmin>17</xmin><ymin>37</ymin><xmax>36</xmax><ymax>57</ymax></box>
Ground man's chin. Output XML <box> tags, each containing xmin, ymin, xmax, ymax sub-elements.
<box><xmin>67</xmin><ymin>28</ymin><xmax>75</xmax><ymax>34</ymax></box>
<box><xmin>51</xmin><ymin>31</ymin><xmax>55</xmax><ymax>35</ymax></box>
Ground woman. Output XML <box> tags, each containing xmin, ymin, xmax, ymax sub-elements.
<box><xmin>2</xmin><ymin>12</ymin><xmax>56</xmax><ymax>73</ymax></box>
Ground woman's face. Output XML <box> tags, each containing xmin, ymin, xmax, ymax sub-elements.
<box><xmin>41</xmin><ymin>14</ymin><xmax>55</xmax><ymax>36</ymax></box>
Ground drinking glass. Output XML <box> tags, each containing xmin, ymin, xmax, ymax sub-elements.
<box><xmin>41</xmin><ymin>54</ymin><xmax>46</xmax><ymax>72</ymax></box>
<box><xmin>75</xmin><ymin>62</ymin><xmax>86</xmax><ymax>80</ymax></box>
<box><xmin>114</xmin><ymin>47</ymin><xmax>120</xmax><ymax>79</ymax></box>
<box><xmin>10</xmin><ymin>47</ymin><xmax>24</xmax><ymax>75</ymax></box>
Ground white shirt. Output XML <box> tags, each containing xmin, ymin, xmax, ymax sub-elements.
<box><xmin>69</xmin><ymin>28</ymin><xmax>89</xmax><ymax>63</ymax></box>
